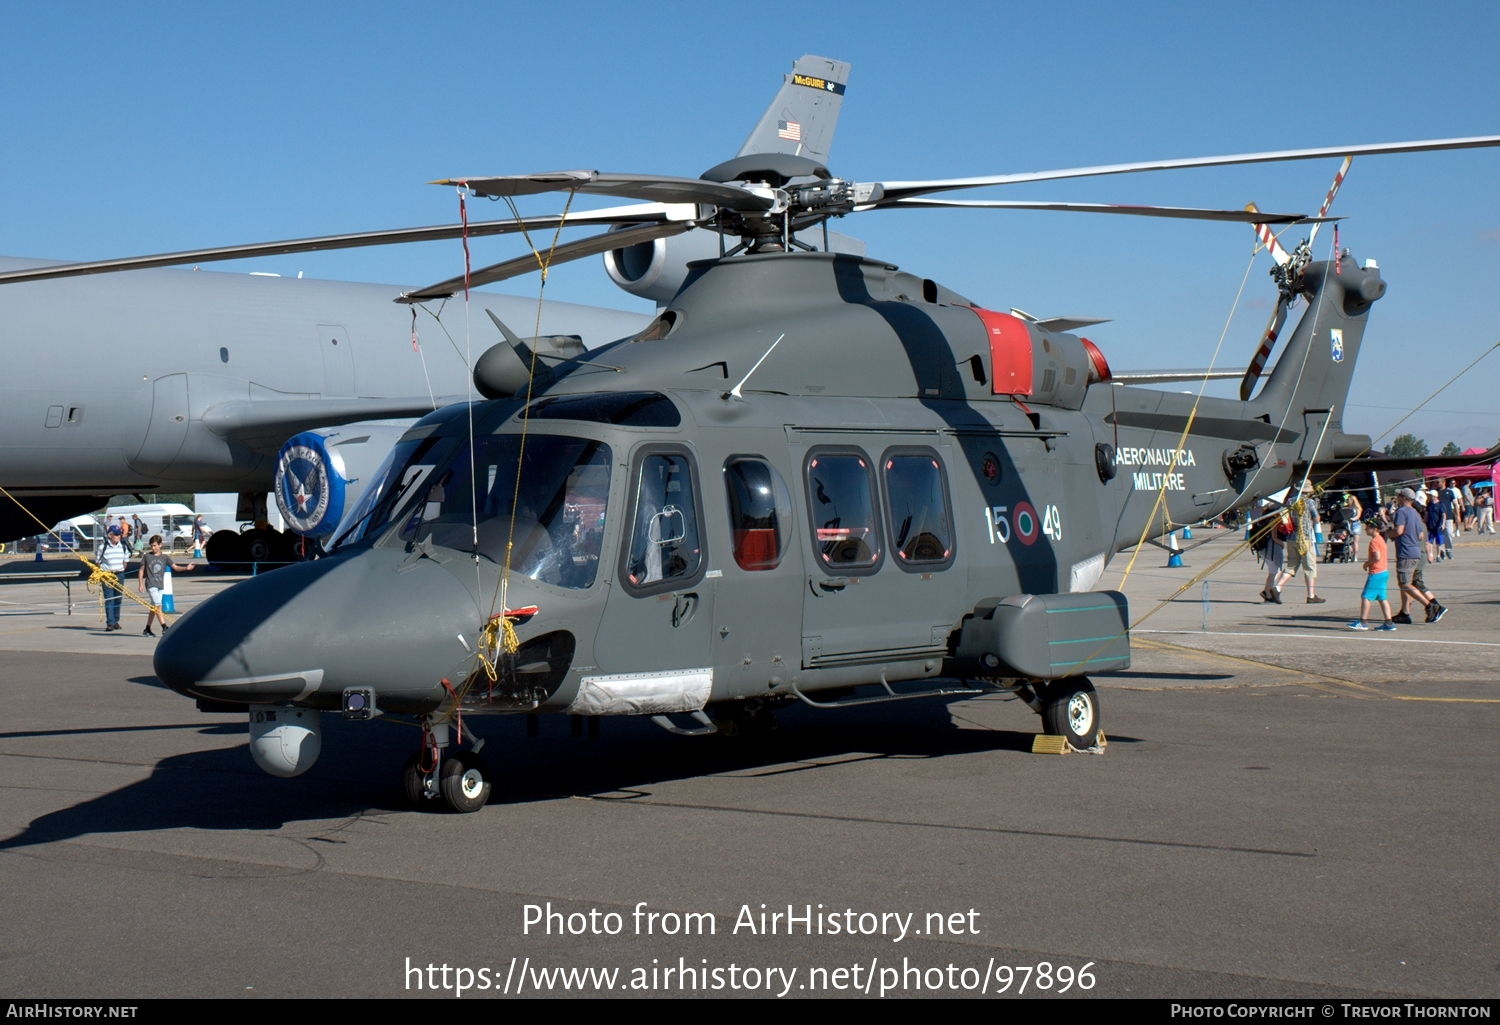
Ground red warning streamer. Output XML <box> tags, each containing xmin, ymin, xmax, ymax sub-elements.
<box><xmin>458</xmin><ymin>187</ymin><xmax>472</xmax><ymax>300</ymax></box>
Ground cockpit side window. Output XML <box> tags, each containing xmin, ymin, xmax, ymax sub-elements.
<box><xmin>804</xmin><ymin>448</ymin><xmax>882</xmax><ymax>572</ymax></box>
<box><xmin>620</xmin><ymin>447</ymin><xmax>704</xmax><ymax>596</ymax></box>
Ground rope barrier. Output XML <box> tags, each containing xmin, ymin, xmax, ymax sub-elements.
<box><xmin>0</xmin><ymin>483</ymin><xmax>171</xmax><ymax>623</ymax></box>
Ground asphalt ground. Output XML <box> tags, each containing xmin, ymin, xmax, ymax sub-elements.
<box><xmin>0</xmin><ymin>530</ymin><xmax>1496</xmax><ymax>1000</ymax></box>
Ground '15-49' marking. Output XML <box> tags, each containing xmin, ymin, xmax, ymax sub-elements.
<box><xmin>985</xmin><ymin>504</ymin><xmax>1062</xmax><ymax>544</ymax></box>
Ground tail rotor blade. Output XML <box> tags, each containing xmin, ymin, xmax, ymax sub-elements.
<box><xmin>1308</xmin><ymin>155</ymin><xmax>1353</xmax><ymax>249</ymax></box>
<box><xmin>1240</xmin><ymin>297</ymin><xmax>1290</xmax><ymax>401</ymax></box>
<box><xmin>1246</xmin><ymin>204</ymin><xmax>1292</xmax><ymax>266</ymax></box>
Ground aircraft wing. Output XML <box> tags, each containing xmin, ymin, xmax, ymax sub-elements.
<box><xmin>202</xmin><ymin>396</ymin><xmax>464</xmax><ymax>455</ymax></box>
<box><xmin>1298</xmin><ymin>441</ymin><xmax>1500</xmax><ymax>476</ymax></box>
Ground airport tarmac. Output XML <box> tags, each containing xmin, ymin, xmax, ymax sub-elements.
<box><xmin>0</xmin><ymin>531</ymin><xmax>1495</xmax><ymax>999</ymax></box>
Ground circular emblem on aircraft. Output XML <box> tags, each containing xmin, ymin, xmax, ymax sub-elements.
<box><xmin>274</xmin><ymin>432</ymin><xmax>348</xmax><ymax>538</ymax></box>
<box><xmin>1013</xmin><ymin>501</ymin><xmax>1039</xmax><ymax>545</ymax></box>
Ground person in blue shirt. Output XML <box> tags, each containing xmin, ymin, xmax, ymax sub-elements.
<box><xmin>1424</xmin><ymin>489</ymin><xmax>1448</xmax><ymax>562</ymax></box>
<box><xmin>1392</xmin><ymin>488</ymin><xmax>1445</xmax><ymax>624</ymax></box>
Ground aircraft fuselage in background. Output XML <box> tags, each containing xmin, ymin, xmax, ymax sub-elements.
<box><xmin>0</xmin><ymin>256</ymin><xmax>649</xmax><ymax>527</ymax></box>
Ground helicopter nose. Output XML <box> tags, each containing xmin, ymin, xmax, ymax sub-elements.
<box><xmin>154</xmin><ymin>550</ymin><xmax>479</xmax><ymax>707</ymax></box>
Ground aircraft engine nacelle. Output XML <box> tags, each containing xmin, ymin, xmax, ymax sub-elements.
<box><xmin>972</xmin><ymin>309</ymin><xmax>1110</xmax><ymax>411</ymax></box>
<box><xmin>248</xmin><ymin>706</ymin><xmax>322</xmax><ymax>778</ymax></box>
<box><xmin>603</xmin><ymin>226</ymin><xmax>726</xmax><ymax>304</ymax></box>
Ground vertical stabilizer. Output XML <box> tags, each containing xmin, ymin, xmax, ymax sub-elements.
<box><xmin>1248</xmin><ymin>255</ymin><xmax>1386</xmax><ymax>460</ymax></box>
<box><xmin>737</xmin><ymin>54</ymin><xmax>850</xmax><ymax>165</ymax></box>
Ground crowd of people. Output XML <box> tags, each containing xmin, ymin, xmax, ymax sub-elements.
<box><xmin>1253</xmin><ymin>477</ymin><xmax>1490</xmax><ymax>629</ymax></box>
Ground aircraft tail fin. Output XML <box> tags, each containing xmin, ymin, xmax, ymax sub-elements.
<box><xmin>736</xmin><ymin>54</ymin><xmax>850</xmax><ymax>166</ymax></box>
<box><xmin>1247</xmin><ymin>255</ymin><xmax>1386</xmax><ymax>463</ymax></box>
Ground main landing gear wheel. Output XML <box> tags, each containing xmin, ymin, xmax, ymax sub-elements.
<box><xmin>439</xmin><ymin>751</ymin><xmax>491</xmax><ymax>813</ymax></box>
<box><xmin>1041</xmin><ymin>678</ymin><xmax>1102</xmax><ymax>750</ymax></box>
<box><xmin>401</xmin><ymin>751</ymin><xmax>430</xmax><ymax>807</ymax></box>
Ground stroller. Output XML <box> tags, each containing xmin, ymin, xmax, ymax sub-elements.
<box><xmin>1324</xmin><ymin>524</ymin><xmax>1358</xmax><ymax>563</ymax></box>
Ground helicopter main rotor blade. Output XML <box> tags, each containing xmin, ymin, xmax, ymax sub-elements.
<box><xmin>434</xmin><ymin>172</ymin><xmax>773</xmax><ymax>211</ymax></box>
<box><xmin>868</xmin><ymin>133</ymin><xmax>1500</xmax><ymax>203</ymax></box>
<box><xmin>885</xmin><ymin>198</ymin><xmax>1330</xmax><ymax>224</ymax></box>
<box><xmin>0</xmin><ymin>203</ymin><xmax>693</xmax><ymax>286</ymax></box>
<box><xmin>396</xmin><ymin>220</ymin><xmax>693</xmax><ymax>303</ymax></box>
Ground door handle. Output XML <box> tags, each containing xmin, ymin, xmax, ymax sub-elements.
<box><xmin>671</xmin><ymin>592</ymin><xmax>699</xmax><ymax>627</ymax></box>
<box><xmin>818</xmin><ymin>576</ymin><xmax>849</xmax><ymax>592</ymax></box>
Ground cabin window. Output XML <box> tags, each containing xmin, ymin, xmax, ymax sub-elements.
<box><xmin>882</xmin><ymin>449</ymin><xmax>955</xmax><ymax>570</ymax></box>
<box><xmin>805</xmin><ymin>448</ymin><xmax>882</xmax><ymax>571</ymax></box>
<box><xmin>621</xmin><ymin>448</ymin><xmax>704</xmax><ymax>594</ymax></box>
<box><xmin>394</xmin><ymin>434</ymin><xmax>612</xmax><ymax>590</ymax></box>
<box><xmin>723</xmin><ymin>456</ymin><xmax>793</xmax><ymax>571</ymax></box>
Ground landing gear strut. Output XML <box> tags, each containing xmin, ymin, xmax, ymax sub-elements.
<box><xmin>401</xmin><ymin>720</ymin><xmax>491</xmax><ymax>813</ymax></box>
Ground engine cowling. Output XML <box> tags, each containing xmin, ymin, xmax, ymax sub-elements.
<box><xmin>970</xmin><ymin>308</ymin><xmax>1104</xmax><ymax>411</ymax></box>
<box><xmin>604</xmin><ymin>226</ymin><xmax>868</xmax><ymax>304</ymax></box>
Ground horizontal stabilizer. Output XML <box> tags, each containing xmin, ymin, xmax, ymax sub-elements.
<box><xmin>1111</xmin><ymin>369</ymin><xmax>1247</xmax><ymax>385</ymax></box>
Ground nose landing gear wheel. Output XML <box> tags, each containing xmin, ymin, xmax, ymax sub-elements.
<box><xmin>439</xmin><ymin>751</ymin><xmax>491</xmax><ymax>813</ymax></box>
<box><xmin>401</xmin><ymin>750</ymin><xmax>492</xmax><ymax>812</ymax></box>
<box><xmin>1041</xmin><ymin>678</ymin><xmax>1101</xmax><ymax>750</ymax></box>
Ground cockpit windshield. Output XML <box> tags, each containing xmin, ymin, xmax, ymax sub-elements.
<box><xmin>330</xmin><ymin>435</ymin><xmax>457</xmax><ymax>550</ymax></box>
<box><xmin>396</xmin><ymin>434</ymin><xmax>612</xmax><ymax>590</ymax></box>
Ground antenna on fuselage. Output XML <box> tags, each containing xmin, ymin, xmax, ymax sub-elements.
<box><xmin>725</xmin><ymin>333</ymin><xmax>786</xmax><ymax>400</ymax></box>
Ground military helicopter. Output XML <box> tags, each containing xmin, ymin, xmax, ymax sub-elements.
<box><xmin>128</xmin><ymin>58</ymin><xmax>1500</xmax><ymax>811</ymax></box>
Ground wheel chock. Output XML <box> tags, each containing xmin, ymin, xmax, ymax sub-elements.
<box><xmin>1031</xmin><ymin>734</ymin><xmax>1072</xmax><ymax>755</ymax></box>
<box><xmin>1032</xmin><ymin>731</ymin><xmax>1108</xmax><ymax>755</ymax></box>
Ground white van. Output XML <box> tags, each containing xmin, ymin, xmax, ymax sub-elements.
<box><xmin>73</xmin><ymin>503</ymin><xmax>197</xmax><ymax>552</ymax></box>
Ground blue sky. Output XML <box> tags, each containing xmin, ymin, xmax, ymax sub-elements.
<box><xmin>4</xmin><ymin>1</ymin><xmax>1498</xmax><ymax>449</ymax></box>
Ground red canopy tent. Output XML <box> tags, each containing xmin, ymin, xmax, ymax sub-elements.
<box><xmin>1422</xmin><ymin>447</ymin><xmax>1498</xmax><ymax>486</ymax></box>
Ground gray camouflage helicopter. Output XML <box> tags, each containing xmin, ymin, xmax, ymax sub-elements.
<box><xmin>133</xmin><ymin>57</ymin><xmax>1500</xmax><ymax>811</ymax></box>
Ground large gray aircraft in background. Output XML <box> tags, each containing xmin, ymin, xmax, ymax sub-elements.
<box><xmin>0</xmin><ymin>55</ymin><xmax>864</xmax><ymax>547</ymax></box>
<box><xmin>0</xmin><ymin>258</ymin><xmax>647</xmax><ymax>539</ymax></box>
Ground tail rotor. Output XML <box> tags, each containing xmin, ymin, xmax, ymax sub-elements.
<box><xmin>1238</xmin><ymin>156</ymin><xmax>1352</xmax><ymax>401</ymax></box>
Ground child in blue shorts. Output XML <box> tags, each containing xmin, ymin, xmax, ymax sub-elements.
<box><xmin>1350</xmin><ymin>516</ymin><xmax>1395</xmax><ymax>631</ymax></box>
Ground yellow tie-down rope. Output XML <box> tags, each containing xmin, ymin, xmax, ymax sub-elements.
<box><xmin>0</xmin><ymin>484</ymin><xmax>171</xmax><ymax>622</ymax></box>
<box><xmin>474</xmin><ymin>192</ymin><xmax>576</xmax><ymax>664</ymax></box>
<box><xmin>428</xmin><ymin>191</ymin><xmax>576</xmax><ymax>722</ymax></box>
